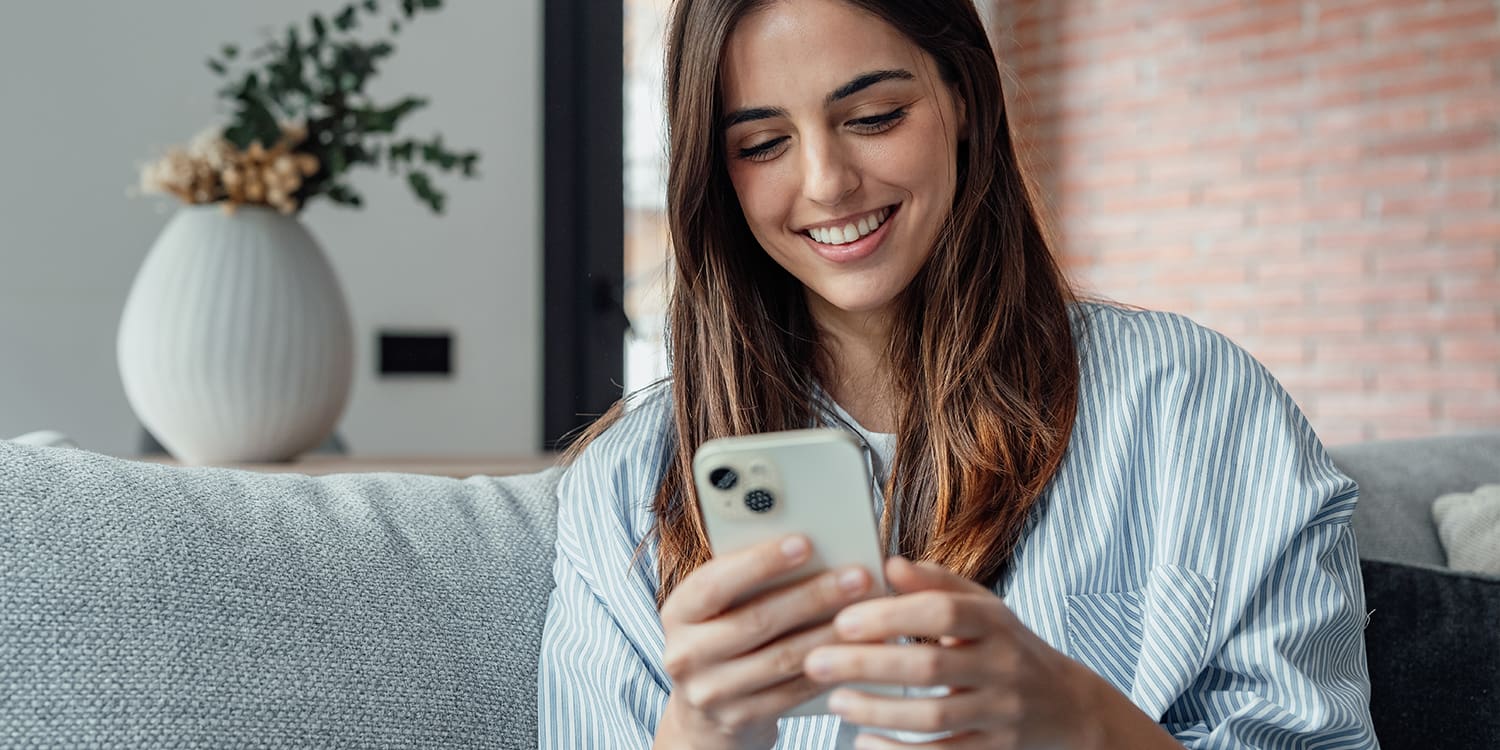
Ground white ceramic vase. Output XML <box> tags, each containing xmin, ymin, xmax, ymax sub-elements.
<box><xmin>118</xmin><ymin>205</ymin><xmax>354</xmax><ymax>464</ymax></box>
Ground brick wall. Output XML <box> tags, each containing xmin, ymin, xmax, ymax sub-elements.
<box><xmin>990</xmin><ymin>0</ymin><xmax>1500</xmax><ymax>444</ymax></box>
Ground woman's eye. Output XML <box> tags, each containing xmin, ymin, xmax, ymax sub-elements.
<box><xmin>848</xmin><ymin>108</ymin><xmax>908</xmax><ymax>133</ymax></box>
<box><xmin>736</xmin><ymin>136</ymin><xmax>789</xmax><ymax>162</ymax></box>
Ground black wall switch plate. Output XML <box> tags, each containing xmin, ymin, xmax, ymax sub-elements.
<box><xmin>378</xmin><ymin>331</ymin><xmax>453</xmax><ymax>376</ymax></box>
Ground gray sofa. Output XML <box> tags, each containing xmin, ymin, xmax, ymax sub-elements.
<box><xmin>1</xmin><ymin>435</ymin><xmax>1497</xmax><ymax>748</ymax></box>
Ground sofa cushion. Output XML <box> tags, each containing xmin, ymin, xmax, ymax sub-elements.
<box><xmin>1329</xmin><ymin>433</ymin><xmax>1500</xmax><ymax>567</ymax></box>
<box><xmin>1432</xmin><ymin>484</ymin><xmax>1500</xmax><ymax>576</ymax></box>
<box><xmin>0</xmin><ymin>441</ymin><xmax>559</xmax><ymax>748</ymax></box>
<box><xmin>1361</xmin><ymin>558</ymin><xmax>1500</xmax><ymax>750</ymax></box>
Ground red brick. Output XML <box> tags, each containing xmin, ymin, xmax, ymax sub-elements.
<box><xmin>1374</xmin><ymin>309</ymin><xmax>1498</xmax><ymax>335</ymax></box>
<box><xmin>1316</xmin><ymin>392</ymin><xmax>1435</xmax><ymax>419</ymax></box>
<box><xmin>1440</xmin><ymin>151</ymin><xmax>1500</xmax><ymax>180</ymax></box>
<box><xmin>1374</xmin><ymin>247</ymin><xmax>1498</xmax><ymax>275</ymax></box>
<box><xmin>1440</xmin><ymin>221</ymin><xmax>1500</xmax><ymax>244</ymax></box>
<box><xmin>1439</xmin><ymin>276</ymin><xmax>1500</xmax><ymax>303</ymax></box>
<box><xmin>1375</xmin><ymin>69</ymin><xmax>1494</xmax><ymax>102</ymax></box>
<box><xmin>1441</xmin><ymin>397</ymin><xmax>1500</xmax><ymax>422</ymax></box>
<box><xmin>1313</xmin><ymin>280</ymin><xmax>1433</xmax><ymax>306</ymax></box>
<box><xmin>1314</xmin><ymin>49</ymin><xmax>1427</xmax><ymax>80</ymax></box>
<box><xmin>1099</xmin><ymin>190</ymin><xmax>1195</xmax><ymax>213</ymax></box>
<box><xmin>1256</xmin><ymin>198</ymin><xmax>1365</xmax><ymax>223</ymax></box>
<box><xmin>1316</xmin><ymin>224</ymin><xmax>1430</xmax><ymax>252</ymax></box>
<box><xmin>1440</xmin><ymin>337</ymin><xmax>1500</xmax><ymax>364</ymax></box>
<box><xmin>1315</xmin><ymin>161</ymin><xmax>1432</xmax><ymax>193</ymax></box>
<box><xmin>1153</xmin><ymin>263</ymin><xmax>1251</xmax><ymax>286</ymax></box>
<box><xmin>1374</xmin><ymin>4</ymin><xmax>1498</xmax><ymax>40</ymax></box>
<box><xmin>1203</xmin><ymin>177</ymin><xmax>1304</xmax><ymax>204</ymax></box>
<box><xmin>1202</xmin><ymin>11</ymin><xmax>1304</xmax><ymax>44</ymax></box>
<box><xmin>1258</xmin><ymin>253</ymin><xmax>1367</xmax><ymax>281</ymax></box>
<box><xmin>1364</xmin><ymin>127</ymin><xmax>1495</xmax><ymax>160</ymax></box>
<box><xmin>1310</xmin><ymin>104</ymin><xmax>1431</xmax><ymax>138</ymax></box>
<box><xmin>1370</xmin><ymin>420</ymin><xmax>1445</xmax><ymax>441</ymax></box>
<box><xmin>1316</xmin><ymin>340</ymin><xmax>1434</xmax><ymax>365</ymax></box>
<box><xmin>1380</xmin><ymin>189</ymin><xmax>1495</xmax><ymax>218</ymax></box>
<box><xmin>1376</xmin><ymin>369</ymin><xmax>1500</xmax><ymax>392</ymax></box>
<box><xmin>1261</xmin><ymin>312</ymin><xmax>1368</xmax><ymax>335</ymax></box>
<box><xmin>1444</xmin><ymin>98</ymin><xmax>1500</xmax><ymax>129</ymax></box>
<box><xmin>1254</xmin><ymin>145</ymin><xmax>1364</xmax><ymax>176</ymax></box>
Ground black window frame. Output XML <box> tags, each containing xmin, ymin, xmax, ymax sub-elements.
<box><xmin>542</xmin><ymin>0</ymin><xmax>626</xmax><ymax>450</ymax></box>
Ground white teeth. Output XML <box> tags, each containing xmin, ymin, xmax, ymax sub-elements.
<box><xmin>807</xmin><ymin>207</ymin><xmax>892</xmax><ymax>246</ymax></box>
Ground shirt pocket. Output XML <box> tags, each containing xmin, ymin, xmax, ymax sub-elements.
<box><xmin>1064</xmin><ymin>565</ymin><xmax>1216</xmax><ymax>715</ymax></box>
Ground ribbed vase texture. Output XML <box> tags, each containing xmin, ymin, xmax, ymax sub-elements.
<box><xmin>118</xmin><ymin>205</ymin><xmax>354</xmax><ymax>464</ymax></box>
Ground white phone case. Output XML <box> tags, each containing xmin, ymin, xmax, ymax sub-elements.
<box><xmin>693</xmin><ymin>428</ymin><xmax>895</xmax><ymax>717</ymax></box>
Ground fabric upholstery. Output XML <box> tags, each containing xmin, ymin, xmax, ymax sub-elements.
<box><xmin>1432</xmin><ymin>484</ymin><xmax>1500</xmax><ymax>575</ymax></box>
<box><xmin>1361</xmin><ymin>558</ymin><xmax>1500</xmax><ymax>750</ymax></box>
<box><xmin>1329</xmin><ymin>433</ymin><xmax>1500</xmax><ymax>567</ymax></box>
<box><xmin>0</xmin><ymin>441</ymin><xmax>560</xmax><ymax>748</ymax></box>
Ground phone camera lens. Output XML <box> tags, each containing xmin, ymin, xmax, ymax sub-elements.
<box><xmin>710</xmin><ymin>467</ymin><xmax>738</xmax><ymax>490</ymax></box>
<box><xmin>744</xmin><ymin>489</ymin><xmax>775</xmax><ymax>513</ymax></box>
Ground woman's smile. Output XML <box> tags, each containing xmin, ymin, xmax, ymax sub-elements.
<box><xmin>799</xmin><ymin>202</ymin><xmax>900</xmax><ymax>263</ymax></box>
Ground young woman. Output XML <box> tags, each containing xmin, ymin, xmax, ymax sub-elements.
<box><xmin>539</xmin><ymin>0</ymin><xmax>1378</xmax><ymax>747</ymax></box>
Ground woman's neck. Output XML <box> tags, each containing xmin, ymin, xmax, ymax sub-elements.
<box><xmin>809</xmin><ymin>294</ymin><xmax>898</xmax><ymax>433</ymax></box>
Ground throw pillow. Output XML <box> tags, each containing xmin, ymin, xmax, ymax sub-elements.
<box><xmin>1432</xmin><ymin>484</ymin><xmax>1500</xmax><ymax>576</ymax></box>
<box><xmin>1361</xmin><ymin>558</ymin><xmax>1500</xmax><ymax>750</ymax></box>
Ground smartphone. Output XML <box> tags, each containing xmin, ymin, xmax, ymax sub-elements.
<box><xmin>692</xmin><ymin>427</ymin><xmax>892</xmax><ymax>716</ymax></box>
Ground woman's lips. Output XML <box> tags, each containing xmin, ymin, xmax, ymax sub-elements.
<box><xmin>801</xmin><ymin>204</ymin><xmax>899</xmax><ymax>264</ymax></box>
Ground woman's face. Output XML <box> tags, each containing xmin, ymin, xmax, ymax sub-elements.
<box><xmin>720</xmin><ymin>0</ymin><xmax>966</xmax><ymax>322</ymax></box>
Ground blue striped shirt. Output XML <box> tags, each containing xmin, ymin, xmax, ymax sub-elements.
<box><xmin>538</xmin><ymin>303</ymin><xmax>1379</xmax><ymax>748</ymax></box>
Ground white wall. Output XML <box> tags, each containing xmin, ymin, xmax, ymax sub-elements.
<box><xmin>0</xmin><ymin>1</ymin><xmax>541</xmax><ymax>457</ymax></box>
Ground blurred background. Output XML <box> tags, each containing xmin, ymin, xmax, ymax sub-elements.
<box><xmin>0</xmin><ymin>0</ymin><xmax>1495</xmax><ymax>459</ymax></box>
<box><xmin>627</xmin><ymin>0</ymin><xmax>1500</xmax><ymax>446</ymax></box>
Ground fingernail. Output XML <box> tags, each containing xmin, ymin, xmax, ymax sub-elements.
<box><xmin>835</xmin><ymin>611</ymin><xmax>861</xmax><ymax>637</ymax></box>
<box><xmin>781</xmin><ymin>536</ymin><xmax>809</xmax><ymax>559</ymax></box>
<box><xmin>827</xmin><ymin>690</ymin><xmax>852</xmax><ymax>713</ymax></box>
<box><xmin>806</xmin><ymin>653</ymin><xmax>832</xmax><ymax>678</ymax></box>
<box><xmin>838</xmin><ymin>568</ymin><xmax>867</xmax><ymax>594</ymax></box>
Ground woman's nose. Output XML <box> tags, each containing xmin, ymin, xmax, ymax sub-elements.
<box><xmin>801</xmin><ymin>137</ymin><xmax>860</xmax><ymax>207</ymax></box>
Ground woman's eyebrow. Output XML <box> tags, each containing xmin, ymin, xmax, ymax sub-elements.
<box><xmin>721</xmin><ymin>68</ymin><xmax>916</xmax><ymax>131</ymax></box>
<box><xmin>826</xmin><ymin>68</ymin><xmax>914</xmax><ymax>105</ymax></box>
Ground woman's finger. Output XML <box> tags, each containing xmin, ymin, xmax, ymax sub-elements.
<box><xmin>662</xmin><ymin>534</ymin><xmax>813</xmax><ymax>624</ymax></box>
<box><xmin>831</xmin><ymin>590</ymin><xmax>1001</xmax><ymax>642</ymax></box>
<box><xmin>679</xmin><ymin>621</ymin><xmax>842</xmax><ymax>707</ymax></box>
<box><xmin>666</xmin><ymin>564</ymin><xmax>874</xmax><ymax>671</ymax></box>
<box><xmin>805</xmin><ymin>642</ymin><xmax>984</xmax><ymax>687</ymax></box>
<box><xmin>884</xmin><ymin>557</ymin><xmax>994</xmax><ymax>597</ymax></box>
<box><xmin>828</xmin><ymin>686</ymin><xmax>1017</xmax><ymax>736</ymax></box>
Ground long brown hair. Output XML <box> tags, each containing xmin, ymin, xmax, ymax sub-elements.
<box><xmin>572</xmin><ymin>0</ymin><xmax>1079</xmax><ymax>606</ymax></box>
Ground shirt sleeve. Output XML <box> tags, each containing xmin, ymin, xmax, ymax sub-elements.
<box><xmin>537</xmin><ymin>396</ymin><xmax>674</xmax><ymax>748</ymax></box>
<box><xmin>1167</xmin><ymin>518</ymin><xmax>1378</xmax><ymax>748</ymax></box>
<box><xmin>1121</xmin><ymin>312</ymin><xmax>1379</xmax><ymax>748</ymax></box>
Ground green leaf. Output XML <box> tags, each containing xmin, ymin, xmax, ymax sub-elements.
<box><xmin>311</xmin><ymin>15</ymin><xmax>327</xmax><ymax>40</ymax></box>
<box><xmin>334</xmin><ymin>5</ymin><xmax>358</xmax><ymax>31</ymax></box>
<box><xmin>207</xmin><ymin>59</ymin><xmax>227</xmax><ymax>75</ymax></box>
<box><xmin>401</xmin><ymin>0</ymin><xmax>416</xmax><ymax>18</ymax></box>
<box><xmin>407</xmin><ymin>170</ymin><xmax>438</xmax><ymax>209</ymax></box>
<box><xmin>222</xmin><ymin>44</ymin><xmax>239</xmax><ymax>59</ymax></box>
<box><xmin>363</xmin><ymin>0</ymin><xmax>378</xmax><ymax>12</ymax></box>
<box><xmin>390</xmin><ymin>20</ymin><xmax>401</xmax><ymax>34</ymax></box>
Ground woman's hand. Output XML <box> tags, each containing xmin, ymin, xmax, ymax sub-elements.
<box><xmin>653</xmin><ymin>535</ymin><xmax>877</xmax><ymax>750</ymax></box>
<box><xmin>803</xmin><ymin>557</ymin><xmax>1177</xmax><ymax>749</ymax></box>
